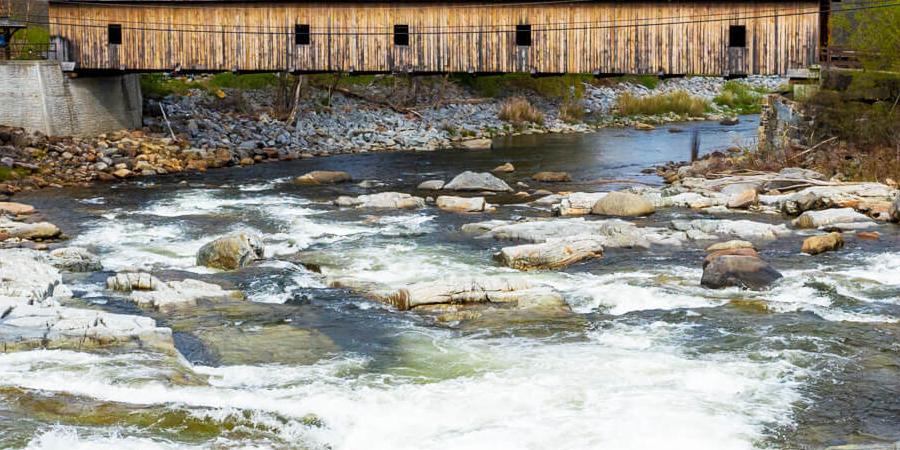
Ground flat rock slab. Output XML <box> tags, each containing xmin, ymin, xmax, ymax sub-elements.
<box><xmin>0</xmin><ymin>298</ymin><xmax>175</xmax><ymax>354</ymax></box>
<box><xmin>294</xmin><ymin>170</ymin><xmax>352</xmax><ymax>185</ymax></box>
<box><xmin>436</xmin><ymin>195</ymin><xmax>491</xmax><ymax>213</ymax></box>
<box><xmin>672</xmin><ymin>219</ymin><xmax>790</xmax><ymax>240</ymax></box>
<box><xmin>497</xmin><ymin>238</ymin><xmax>604</xmax><ymax>270</ymax></box>
<box><xmin>793</xmin><ymin>208</ymin><xmax>874</xmax><ymax>229</ymax></box>
<box><xmin>107</xmin><ymin>272</ymin><xmax>242</xmax><ymax>310</ymax></box>
<box><xmin>0</xmin><ymin>202</ymin><xmax>35</xmax><ymax>215</ymax></box>
<box><xmin>0</xmin><ymin>249</ymin><xmax>64</xmax><ymax>302</ymax></box>
<box><xmin>380</xmin><ymin>277</ymin><xmax>568</xmax><ymax>311</ymax></box>
<box><xmin>0</xmin><ymin>218</ymin><xmax>60</xmax><ymax>240</ymax></box>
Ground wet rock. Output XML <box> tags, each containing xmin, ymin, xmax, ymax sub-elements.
<box><xmin>456</xmin><ymin>138</ymin><xmax>492</xmax><ymax>150</ymax></box>
<box><xmin>719</xmin><ymin>116</ymin><xmax>740</xmax><ymax>125</ymax></box>
<box><xmin>436</xmin><ymin>196</ymin><xmax>492</xmax><ymax>213</ymax></box>
<box><xmin>335</xmin><ymin>192</ymin><xmax>425</xmax><ymax>209</ymax></box>
<box><xmin>701</xmin><ymin>250</ymin><xmax>783</xmax><ymax>290</ymax></box>
<box><xmin>463</xmin><ymin>218</ymin><xmax>670</xmax><ymax>249</ymax></box>
<box><xmin>196</xmin><ymin>232</ymin><xmax>265</xmax><ymax>270</ymax></box>
<box><xmin>891</xmin><ymin>194</ymin><xmax>900</xmax><ymax>222</ymax></box>
<box><xmin>672</xmin><ymin>219</ymin><xmax>790</xmax><ymax>240</ymax></box>
<box><xmin>726</xmin><ymin>189</ymin><xmax>758</xmax><ymax>209</ymax></box>
<box><xmin>112</xmin><ymin>168</ymin><xmax>132</xmax><ymax>178</ymax></box>
<box><xmin>379</xmin><ymin>277</ymin><xmax>568</xmax><ymax>311</ymax></box>
<box><xmin>0</xmin><ymin>218</ymin><xmax>61</xmax><ymax>240</ymax></box>
<box><xmin>590</xmin><ymin>191</ymin><xmax>655</xmax><ymax>217</ymax></box>
<box><xmin>705</xmin><ymin>240</ymin><xmax>755</xmax><ymax>252</ymax></box>
<box><xmin>492</xmin><ymin>162</ymin><xmax>515</xmax><ymax>173</ymax></box>
<box><xmin>856</xmin><ymin>231</ymin><xmax>880</xmax><ymax>240</ymax></box>
<box><xmin>793</xmin><ymin>208</ymin><xmax>874</xmax><ymax>229</ymax></box>
<box><xmin>531</xmin><ymin>171</ymin><xmax>571</xmax><ymax>182</ymax></box>
<box><xmin>293</xmin><ymin>170</ymin><xmax>352</xmax><ymax>185</ymax></box>
<box><xmin>761</xmin><ymin>183</ymin><xmax>896</xmax><ymax>214</ymax></box>
<box><xmin>417</xmin><ymin>180</ymin><xmax>445</xmax><ymax>190</ymax></box>
<box><xmin>48</xmin><ymin>247</ymin><xmax>102</xmax><ymax>272</ymax></box>
<box><xmin>496</xmin><ymin>238</ymin><xmax>604</xmax><ymax>270</ymax></box>
<box><xmin>106</xmin><ymin>272</ymin><xmax>162</xmax><ymax>291</ymax></box>
<box><xmin>801</xmin><ymin>232</ymin><xmax>844</xmax><ymax>255</ymax></box>
<box><xmin>443</xmin><ymin>171</ymin><xmax>513</xmax><ymax>192</ymax></box>
<box><xmin>0</xmin><ymin>202</ymin><xmax>34</xmax><ymax>215</ymax></box>
<box><xmin>107</xmin><ymin>272</ymin><xmax>242</xmax><ymax>309</ymax></box>
<box><xmin>634</xmin><ymin>122</ymin><xmax>655</xmax><ymax>130</ymax></box>
<box><xmin>0</xmin><ymin>297</ymin><xmax>176</xmax><ymax>354</ymax></box>
<box><xmin>553</xmin><ymin>192</ymin><xmax>608</xmax><ymax>216</ymax></box>
<box><xmin>0</xmin><ymin>249</ymin><xmax>64</xmax><ymax>302</ymax></box>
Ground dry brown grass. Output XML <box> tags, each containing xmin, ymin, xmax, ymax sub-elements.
<box><xmin>615</xmin><ymin>91</ymin><xmax>709</xmax><ymax>117</ymax></box>
<box><xmin>498</xmin><ymin>97</ymin><xmax>544</xmax><ymax>125</ymax></box>
<box><xmin>559</xmin><ymin>99</ymin><xmax>585</xmax><ymax>123</ymax></box>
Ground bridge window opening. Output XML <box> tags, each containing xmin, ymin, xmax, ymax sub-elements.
<box><xmin>728</xmin><ymin>25</ymin><xmax>746</xmax><ymax>48</ymax></box>
<box><xmin>394</xmin><ymin>25</ymin><xmax>409</xmax><ymax>46</ymax></box>
<box><xmin>295</xmin><ymin>24</ymin><xmax>310</xmax><ymax>45</ymax></box>
<box><xmin>108</xmin><ymin>24</ymin><xmax>122</xmax><ymax>45</ymax></box>
<box><xmin>516</xmin><ymin>24</ymin><xmax>532</xmax><ymax>46</ymax></box>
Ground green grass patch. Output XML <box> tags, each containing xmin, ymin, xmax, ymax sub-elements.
<box><xmin>207</xmin><ymin>73</ymin><xmax>281</xmax><ymax>90</ymax></box>
<box><xmin>616</xmin><ymin>75</ymin><xmax>660</xmax><ymax>89</ymax></box>
<box><xmin>616</xmin><ymin>91</ymin><xmax>710</xmax><ymax>117</ymax></box>
<box><xmin>713</xmin><ymin>81</ymin><xmax>766</xmax><ymax>114</ymax></box>
<box><xmin>0</xmin><ymin>167</ymin><xmax>30</xmax><ymax>182</ymax></box>
<box><xmin>452</xmin><ymin>73</ymin><xmax>593</xmax><ymax>99</ymax></box>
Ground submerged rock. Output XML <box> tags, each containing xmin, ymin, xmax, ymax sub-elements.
<box><xmin>463</xmin><ymin>217</ymin><xmax>672</xmax><ymax>249</ymax></box>
<box><xmin>701</xmin><ymin>249</ymin><xmax>783</xmax><ymax>290</ymax></box>
<box><xmin>335</xmin><ymin>192</ymin><xmax>425</xmax><ymax>209</ymax></box>
<box><xmin>492</xmin><ymin>162</ymin><xmax>515</xmax><ymax>173</ymax></box>
<box><xmin>496</xmin><ymin>238</ymin><xmax>604</xmax><ymax>270</ymax></box>
<box><xmin>801</xmin><ymin>232</ymin><xmax>844</xmax><ymax>255</ymax></box>
<box><xmin>793</xmin><ymin>208</ymin><xmax>874</xmax><ymax>229</ymax></box>
<box><xmin>196</xmin><ymin>232</ymin><xmax>265</xmax><ymax>270</ymax></box>
<box><xmin>531</xmin><ymin>171</ymin><xmax>571</xmax><ymax>182</ymax></box>
<box><xmin>293</xmin><ymin>170</ymin><xmax>352</xmax><ymax>185</ymax></box>
<box><xmin>591</xmin><ymin>191</ymin><xmax>655</xmax><ymax>217</ymax></box>
<box><xmin>443</xmin><ymin>171</ymin><xmax>513</xmax><ymax>192</ymax></box>
<box><xmin>436</xmin><ymin>195</ymin><xmax>493</xmax><ymax>213</ymax></box>
<box><xmin>417</xmin><ymin>179</ymin><xmax>445</xmax><ymax>190</ymax></box>
<box><xmin>48</xmin><ymin>247</ymin><xmax>102</xmax><ymax>272</ymax></box>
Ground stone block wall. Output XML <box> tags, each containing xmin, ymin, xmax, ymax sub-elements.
<box><xmin>0</xmin><ymin>61</ymin><xmax>141</xmax><ymax>136</ymax></box>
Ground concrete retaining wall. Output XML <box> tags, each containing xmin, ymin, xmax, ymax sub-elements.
<box><xmin>0</xmin><ymin>61</ymin><xmax>141</xmax><ymax>136</ymax></box>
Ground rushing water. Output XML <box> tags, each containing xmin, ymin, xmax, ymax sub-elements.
<box><xmin>3</xmin><ymin>117</ymin><xmax>899</xmax><ymax>450</ymax></box>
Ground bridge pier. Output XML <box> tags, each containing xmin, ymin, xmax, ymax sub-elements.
<box><xmin>0</xmin><ymin>60</ymin><xmax>141</xmax><ymax>136</ymax></box>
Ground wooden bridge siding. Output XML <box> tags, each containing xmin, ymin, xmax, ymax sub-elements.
<box><xmin>48</xmin><ymin>1</ymin><xmax>820</xmax><ymax>74</ymax></box>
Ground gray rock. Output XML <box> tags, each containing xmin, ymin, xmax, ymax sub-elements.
<box><xmin>0</xmin><ymin>249</ymin><xmax>64</xmax><ymax>302</ymax></box>
<box><xmin>417</xmin><ymin>180</ymin><xmax>445</xmax><ymax>190</ymax></box>
<box><xmin>444</xmin><ymin>171</ymin><xmax>513</xmax><ymax>192</ymax></box>
<box><xmin>436</xmin><ymin>196</ymin><xmax>492</xmax><ymax>213</ymax></box>
<box><xmin>335</xmin><ymin>192</ymin><xmax>425</xmax><ymax>209</ymax></box>
<box><xmin>671</xmin><ymin>219</ymin><xmax>790</xmax><ymax>240</ymax></box>
<box><xmin>48</xmin><ymin>247</ymin><xmax>102</xmax><ymax>272</ymax></box>
<box><xmin>196</xmin><ymin>232</ymin><xmax>265</xmax><ymax>270</ymax></box>
<box><xmin>294</xmin><ymin>170</ymin><xmax>353</xmax><ymax>185</ymax></box>
<box><xmin>701</xmin><ymin>252</ymin><xmax>783</xmax><ymax>290</ymax></box>
<box><xmin>890</xmin><ymin>194</ymin><xmax>899</xmax><ymax>222</ymax></box>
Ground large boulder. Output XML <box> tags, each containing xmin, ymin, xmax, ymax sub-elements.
<box><xmin>793</xmin><ymin>208</ymin><xmax>873</xmax><ymax>229</ymax></box>
<box><xmin>335</xmin><ymin>192</ymin><xmax>425</xmax><ymax>209</ymax></box>
<box><xmin>48</xmin><ymin>247</ymin><xmax>102</xmax><ymax>272</ymax></box>
<box><xmin>591</xmin><ymin>191</ymin><xmax>655</xmax><ymax>217</ymax></box>
<box><xmin>443</xmin><ymin>171</ymin><xmax>513</xmax><ymax>192</ymax></box>
<box><xmin>294</xmin><ymin>170</ymin><xmax>352</xmax><ymax>185</ymax></box>
<box><xmin>379</xmin><ymin>277</ymin><xmax>568</xmax><ymax>311</ymax></box>
<box><xmin>801</xmin><ymin>232</ymin><xmax>844</xmax><ymax>255</ymax></box>
<box><xmin>0</xmin><ymin>218</ymin><xmax>61</xmax><ymax>240</ymax></box>
<box><xmin>196</xmin><ymin>232</ymin><xmax>264</xmax><ymax>270</ymax></box>
<box><xmin>496</xmin><ymin>238</ymin><xmax>603</xmax><ymax>270</ymax></box>
<box><xmin>532</xmin><ymin>171</ymin><xmax>571</xmax><ymax>182</ymax></box>
<box><xmin>436</xmin><ymin>196</ymin><xmax>492</xmax><ymax>213</ymax></box>
<box><xmin>701</xmin><ymin>250</ymin><xmax>783</xmax><ymax>290</ymax></box>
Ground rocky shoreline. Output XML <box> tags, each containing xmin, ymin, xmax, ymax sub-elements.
<box><xmin>1</xmin><ymin>75</ymin><xmax>780</xmax><ymax>196</ymax></box>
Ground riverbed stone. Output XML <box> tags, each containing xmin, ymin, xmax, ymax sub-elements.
<box><xmin>0</xmin><ymin>248</ymin><xmax>64</xmax><ymax>302</ymax></box>
<box><xmin>417</xmin><ymin>179</ymin><xmax>445</xmax><ymax>190</ymax></box>
<box><xmin>701</xmin><ymin>250</ymin><xmax>783</xmax><ymax>290</ymax></box>
<box><xmin>591</xmin><ymin>191</ymin><xmax>655</xmax><ymax>217</ymax></box>
<box><xmin>793</xmin><ymin>208</ymin><xmax>874</xmax><ymax>229</ymax></box>
<box><xmin>196</xmin><ymin>232</ymin><xmax>265</xmax><ymax>270</ymax></box>
<box><xmin>890</xmin><ymin>194</ymin><xmax>900</xmax><ymax>222</ymax></box>
<box><xmin>380</xmin><ymin>277</ymin><xmax>567</xmax><ymax>311</ymax></box>
<box><xmin>531</xmin><ymin>171</ymin><xmax>572</xmax><ymax>182</ymax></box>
<box><xmin>335</xmin><ymin>192</ymin><xmax>425</xmax><ymax>209</ymax></box>
<box><xmin>554</xmin><ymin>192</ymin><xmax>608</xmax><ymax>216</ymax></box>
<box><xmin>443</xmin><ymin>171</ymin><xmax>513</xmax><ymax>192</ymax></box>
<box><xmin>48</xmin><ymin>247</ymin><xmax>102</xmax><ymax>272</ymax></box>
<box><xmin>801</xmin><ymin>232</ymin><xmax>844</xmax><ymax>255</ymax></box>
<box><xmin>457</xmin><ymin>138</ymin><xmax>492</xmax><ymax>150</ymax></box>
<box><xmin>672</xmin><ymin>219</ymin><xmax>790</xmax><ymax>240</ymax></box>
<box><xmin>293</xmin><ymin>170</ymin><xmax>352</xmax><ymax>185</ymax></box>
<box><xmin>436</xmin><ymin>195</ymin><xmax>492</xmax><ymax>213</ymax></box>
<box><xmin>496</xmin><ymin>238</ymin><xmax>604</xmax><ymax>270</ymax></box>
<box><xmin>726</xmin><ymin>189</ymin><xmax>758</xmax><ymax>209</ymax></box>
<box><xmin>492</xmin><ymin>162</ymin><xmax>515</xmax><ymax>173</ymax></box>
<box><xmin>107</xmin><ymin>272</ymin><xmax>242</xmax><ymax>310</ymax></box>
<box><xmin>0</xmin><ymin>218</ymin><xmax>61</xmax><ymax>240</ymax></box>
<box><xmin>705</xmin><ymin>240</ymin><xmax>755</xmax><ymax>252</ymax></box>
<box><xmin>0</xmin><ymin>202</ymin><xmax>34</xmax><ymax>215</ymax></box>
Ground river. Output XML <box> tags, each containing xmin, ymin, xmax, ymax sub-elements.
<box><xmin>2</xmin><ymin>116</ymin><xmax>899</xmax><ymax>450</ymax></box>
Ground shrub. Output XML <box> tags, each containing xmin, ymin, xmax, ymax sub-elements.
<box><xmin>617</xmin><ymin>75</ymin><xmax>660</xmax><ymax>89</ymax></box>
<box><xmin>207</xmin><ymin>73</ymin><xmax>281</xmax><ymax>90</ymax></box>
<box><xmin>615</xmin><ymin>91</ymin><xmax>709</xmax><ymax>116</ymax></box>
<box><xmin>499</xmin><ymin>97</ymin><xmax>544</xmax><ymax>125</ymax></box>
<box><xmin>454</xmin><ymin>73</ymin><xmax>591</xmax><ymax>99</ymax></box>
<box><xmin>559</xmin><ymin>99</ymin><xmax>585</xmax><ymax>123</ymax></box>
<box><xmin>713</xmin><ymin>81</ymin><xmax>765</xmax><ymax>113</ymax></box>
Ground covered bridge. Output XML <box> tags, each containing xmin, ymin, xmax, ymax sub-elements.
<box><xmin>47</xmin><ymin>0</ymin><xmax>825</xmax><ymax>75</ymax></box>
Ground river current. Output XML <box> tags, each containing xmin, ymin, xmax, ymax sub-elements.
<box><xmin>2</xmin><ymin>117</ymin><xmax>899</xmax><ymax>450</ymax></box>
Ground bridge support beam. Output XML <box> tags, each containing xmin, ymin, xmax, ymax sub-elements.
<box><xmin>0</xmin><ymin>61</ymin><xmax>141</xmax><ymax>136</ymax></box>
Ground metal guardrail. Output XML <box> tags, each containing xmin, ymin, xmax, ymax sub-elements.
<box><xmin>0</xmin><ymin>42</ymin><xmax>57</xmax><ymax>60</ymax></box>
